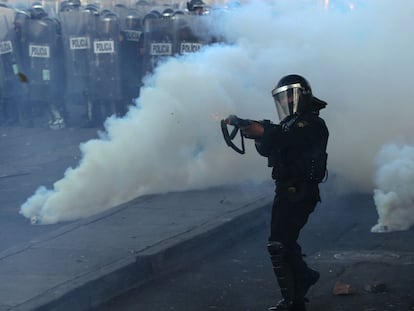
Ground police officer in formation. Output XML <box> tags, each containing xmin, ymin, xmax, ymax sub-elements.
<box><xmin>0</xmin><ymin>0</ymin><xmax>213</xmax><ymax>129</ymax></box>
<box><xmin>25</xmin><ymin>4</ymin><xmax>67</xmax><ymax>129</ymax></box>
<box><xmin>120</xmin><ymin>11</ymin><xmax>143</xmax><ymax>115</ymax></box>
<box><xmin>0</xmin><ymin>5</ymin><xmax>19</xmax><ymax>126</ymax></box>
<box><xmin>236</xmin><ymin>74</ymin><xmax>329</xmax><ymax>311</ymax></box>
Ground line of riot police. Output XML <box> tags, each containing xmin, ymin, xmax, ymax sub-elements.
<box><xmin>0</xmin><ymin>0</ymin><xmax>219</xmax><ymax>129</ymax></box>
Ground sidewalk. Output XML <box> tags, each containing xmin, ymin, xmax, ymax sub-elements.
<box><xmin>0</xmin><ymin>182</ymin><xmax>273</xmax><ymax>311</ymax></box>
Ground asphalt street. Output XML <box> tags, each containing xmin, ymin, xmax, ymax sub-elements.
<box><xmin>97</xmin><ymin>191</ymin><xmax>414</xmax><ymax>311</ymax></box>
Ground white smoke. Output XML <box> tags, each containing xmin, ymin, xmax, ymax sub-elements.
<box><xmin>20</xmin><ymin>1</ymin><xmax>414</xmax><ymax>226</ymax></box>
<box><xmin>371</xmin><ymin>145</ymin><xmax>414</xmax><ymax>233</ymax></box>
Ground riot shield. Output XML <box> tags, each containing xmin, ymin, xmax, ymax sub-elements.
<box><xmin>23</xmin><ymin>17</ymin><xmax>62</xmax><ymax>101</ymax></box>
<box><xmin>0</xmin><ymin>7</ymin><xmax>19</xmax><ymax>98</ymax></box>
<box><xmin>173</xmin><ymin>14</ymin><xmax>206</xmax><ymax>56</ymax></box>
<box><xmin>119</xmin><ymin>9</ymin><xmax>143</xmax><ymax>114</ymax></box>
<box><xmin>85</xmin><ymin>11</ymin><xmax>122</xmax><ymax>124</ymax></box>
<box><xmin>60</xmin><ymin>10</ymin><xmax>94</xmax><ymax>99</ymax></box>
<box><xmin>22</xmin><ymin>17</ymin><xmax>66</xmax><ymax>128</ymax></box>
<box><xmin>0</xmin><ymin>7</ymin><xmax>28</xmax><ymax>125</ymax></box>
<box><xmin>88</xmin><ymin>13</ymin><xmax>122</xmax><ymax>102</ymax></box>
<box><xmin>141</xmin><ymin>15</ymin><xmax>176</xmax><ymax>77</ymax></box>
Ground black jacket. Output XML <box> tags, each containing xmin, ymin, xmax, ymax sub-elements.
<box><xmin>255</xmin><ymin>112</ymin><xmax>329</xmax><ymax>184</ymax></box>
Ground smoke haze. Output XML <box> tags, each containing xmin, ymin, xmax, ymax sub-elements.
<box><xmin>372</xmin><ymin>144</ymin><xmax>414</xmax><ymax>233</ymax></box>
<box><xmin>20</xmin><ymin>1</ymin><xmax>414</xmax><ymax>230</ymax></box>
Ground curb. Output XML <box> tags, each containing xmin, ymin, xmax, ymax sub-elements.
<box><xmin>11</xmin><ymin>198</ymin><xmax>271</xmax><ymax>311</ymax></box>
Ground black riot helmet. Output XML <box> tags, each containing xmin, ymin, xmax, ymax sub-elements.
<box><xmin>14</xmin><ymin>9</ymin><xmax>31</xmax><ymax>32</ymax></box>
<box><xmin>136</xmin><ymin>0</ymin><xmax>150</xmax><ymax>5</ymax></box>
<box><xmin>187</xmin><ymin>0</ymin><xmax>205</xmax><ymax>8</ymax></box>
<box><xmin>84</xmin><ymin>4</ymin><xmax>100</xmax><ymax>15</ymax></box>
<box><xmin>187</xmin><ymin>0</ymin><xmax>205</xmax><ymax>14</ymax></box>
<box><xmin>59</xmin><ymin>1</ymin><xmax>71</xmax><ymax>12</ymax></box>
<box><xmin>272</xmin><ymin>74</ymin><xmax>314</xmax><ymax>120</ymax></box>
<box><xmin>101</xmin><ymin>12</ymin><xmax>119</xmax><ymax>34</ymax></box>
<box><xmin>162</xmin><ymin>8</ymin><xmax>174</xmax><ymax>19</ymax></box>
<box><xmin>142</xmin><ymin>12</ymin><xmax>157</xmax><ymax>32</ymax></box>
<box><xmin>125</xmin><ymin>11</ymin><xmax>141</xmax><ymax>29</ymax></box>
<box><xmin>149</xmin><ymin>10</ymin><xmax>161</xmax><ymax>18</ymax></box>
<box><xmin>67</xmin><ymin>0</ymin><xmax>81</xmax><ymax>9</ymax></box>
<box><xmin>29</xmin><ymin>3</ymin><xmax>48</xmax><ymax>19</ymax></box>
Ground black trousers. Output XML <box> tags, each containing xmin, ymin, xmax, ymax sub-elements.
<box><xmin>269</xmin><ymin>181</ymin><xmax>320</xmax><ymax>287</ymax></box>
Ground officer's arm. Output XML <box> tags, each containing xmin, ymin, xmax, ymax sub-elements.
<box><xmin>254</xmin><ymin>124</ymin><xmax>283</xmax><ymax>157</ymax></box>
<box><xmin>240</xmin><ymin>121</ymin><xmax>264</xmax><ymax>139</ymax></box>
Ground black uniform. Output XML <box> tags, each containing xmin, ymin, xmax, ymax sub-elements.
<box><xmin>243</xmin><ymin>74</ymin><xmax>329</xmax><ymax>311</ymax></box>
<box><xmin>257</xmin><ymin>111</ymin><xmax>328</xmax><ymax>304</ymax></box>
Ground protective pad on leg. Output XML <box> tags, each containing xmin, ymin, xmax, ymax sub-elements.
<box><xmin>267</xmin><ymin>241</ymin><xmax>296</xmax><ymax>302</ymax></box>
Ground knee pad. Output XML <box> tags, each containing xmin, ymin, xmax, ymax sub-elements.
<box><xmin>267</xmin><ymin>240</ymin><xmax>296</xmax><ymax>301</ymax></box>
<box><xmin>267</xmin><ymin>240</ymin><xmax>287</xmax><ymax>263</ymax></box>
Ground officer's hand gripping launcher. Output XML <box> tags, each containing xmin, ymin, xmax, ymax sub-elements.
<box><xmin>220</xmin><ymin>115</ymin><xmax>253</xmax><ymax>154</ymax></box>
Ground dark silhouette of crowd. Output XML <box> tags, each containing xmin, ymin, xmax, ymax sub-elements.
<box><xmin>0</xmin><ymin>0</ymin><xmax>221</xmax><ymax>129</ymax></box>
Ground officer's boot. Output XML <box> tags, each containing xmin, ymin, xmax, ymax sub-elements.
<box><xmin>84</xmin><ymin>100</ymin><xmax>94</xmax><ymax>127</ymax></box>
<box><xmin>267</xmin><ymin>241</ymin><xmax>302</xmax><ymax>311</ymax></box>
<box><xmin>289</xmin><ymin>245</ymin><xmax>320</xmax><ymax>303</ymax></box>
<box><xmin>295</xmin><ymin>268</ymin><xmax>320</xmax><ymax>300</ymax></box>
<box><xmin>48</xmin><ymin>103</ymin><xmax>66</xmax><ymax>130</ymax></box>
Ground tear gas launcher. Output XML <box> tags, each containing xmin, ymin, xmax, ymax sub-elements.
<box><xmin>220</xmin><ymin>115</ymin><xmax>271</xmax><ymax>154</ymax></box>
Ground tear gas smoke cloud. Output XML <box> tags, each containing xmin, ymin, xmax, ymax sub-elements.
<box><xmin>371</xmin><ymin>145</ymin><xmax>414</xmax><ymax>233</ymax></box>
<box><xmin>20</xmin><ymin>1</ymin><xmax>414</xmax><ymax>230</ymax></box>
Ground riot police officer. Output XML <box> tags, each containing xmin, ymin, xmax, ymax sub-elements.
<box><xmin>87</xmin><ymin>11</ymin><xmax>122</xmax><ymax>126</ymax></box>
<box><xmin>0</xmin><ymin>6</ymin><xmax>23</xmax><ymax>126</ymax></box>
<box><xmin>238</xmin><ymin>74</ymin><xmax>329</xmax><ymax>311</ymax></box>
<box><xmin>60</xmin><ymin>3</ymin><xmax>95</xmax><ymax>127</ymax></box>
<box><xmin>139</xmin><ymin>11</ymin><xmax>175</xmax><ymax>78</ymax></box>
<box><xmin>119</xmin><ymin>10</ymin><xmax>143</xmax><ymax>115</ymax></box>
<box><xmin>22</xmin><ymin>6</ymin><xmax>67</xmax><ymax>129</ymax></box>
<box><xmin>172</xmin><ymin>12</ymin><xmax>200</xmax><ymax>56</ymax></box>
<box><xmin>13</xmin><ymin>9</ymin><xmax>33</xmax><ymax>127</ymax></box>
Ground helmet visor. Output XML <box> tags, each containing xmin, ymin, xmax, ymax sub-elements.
<box><xmin>272</xmin><ymin>83</ymin><xmax>303</xmax><ymax>120</ymax></box>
